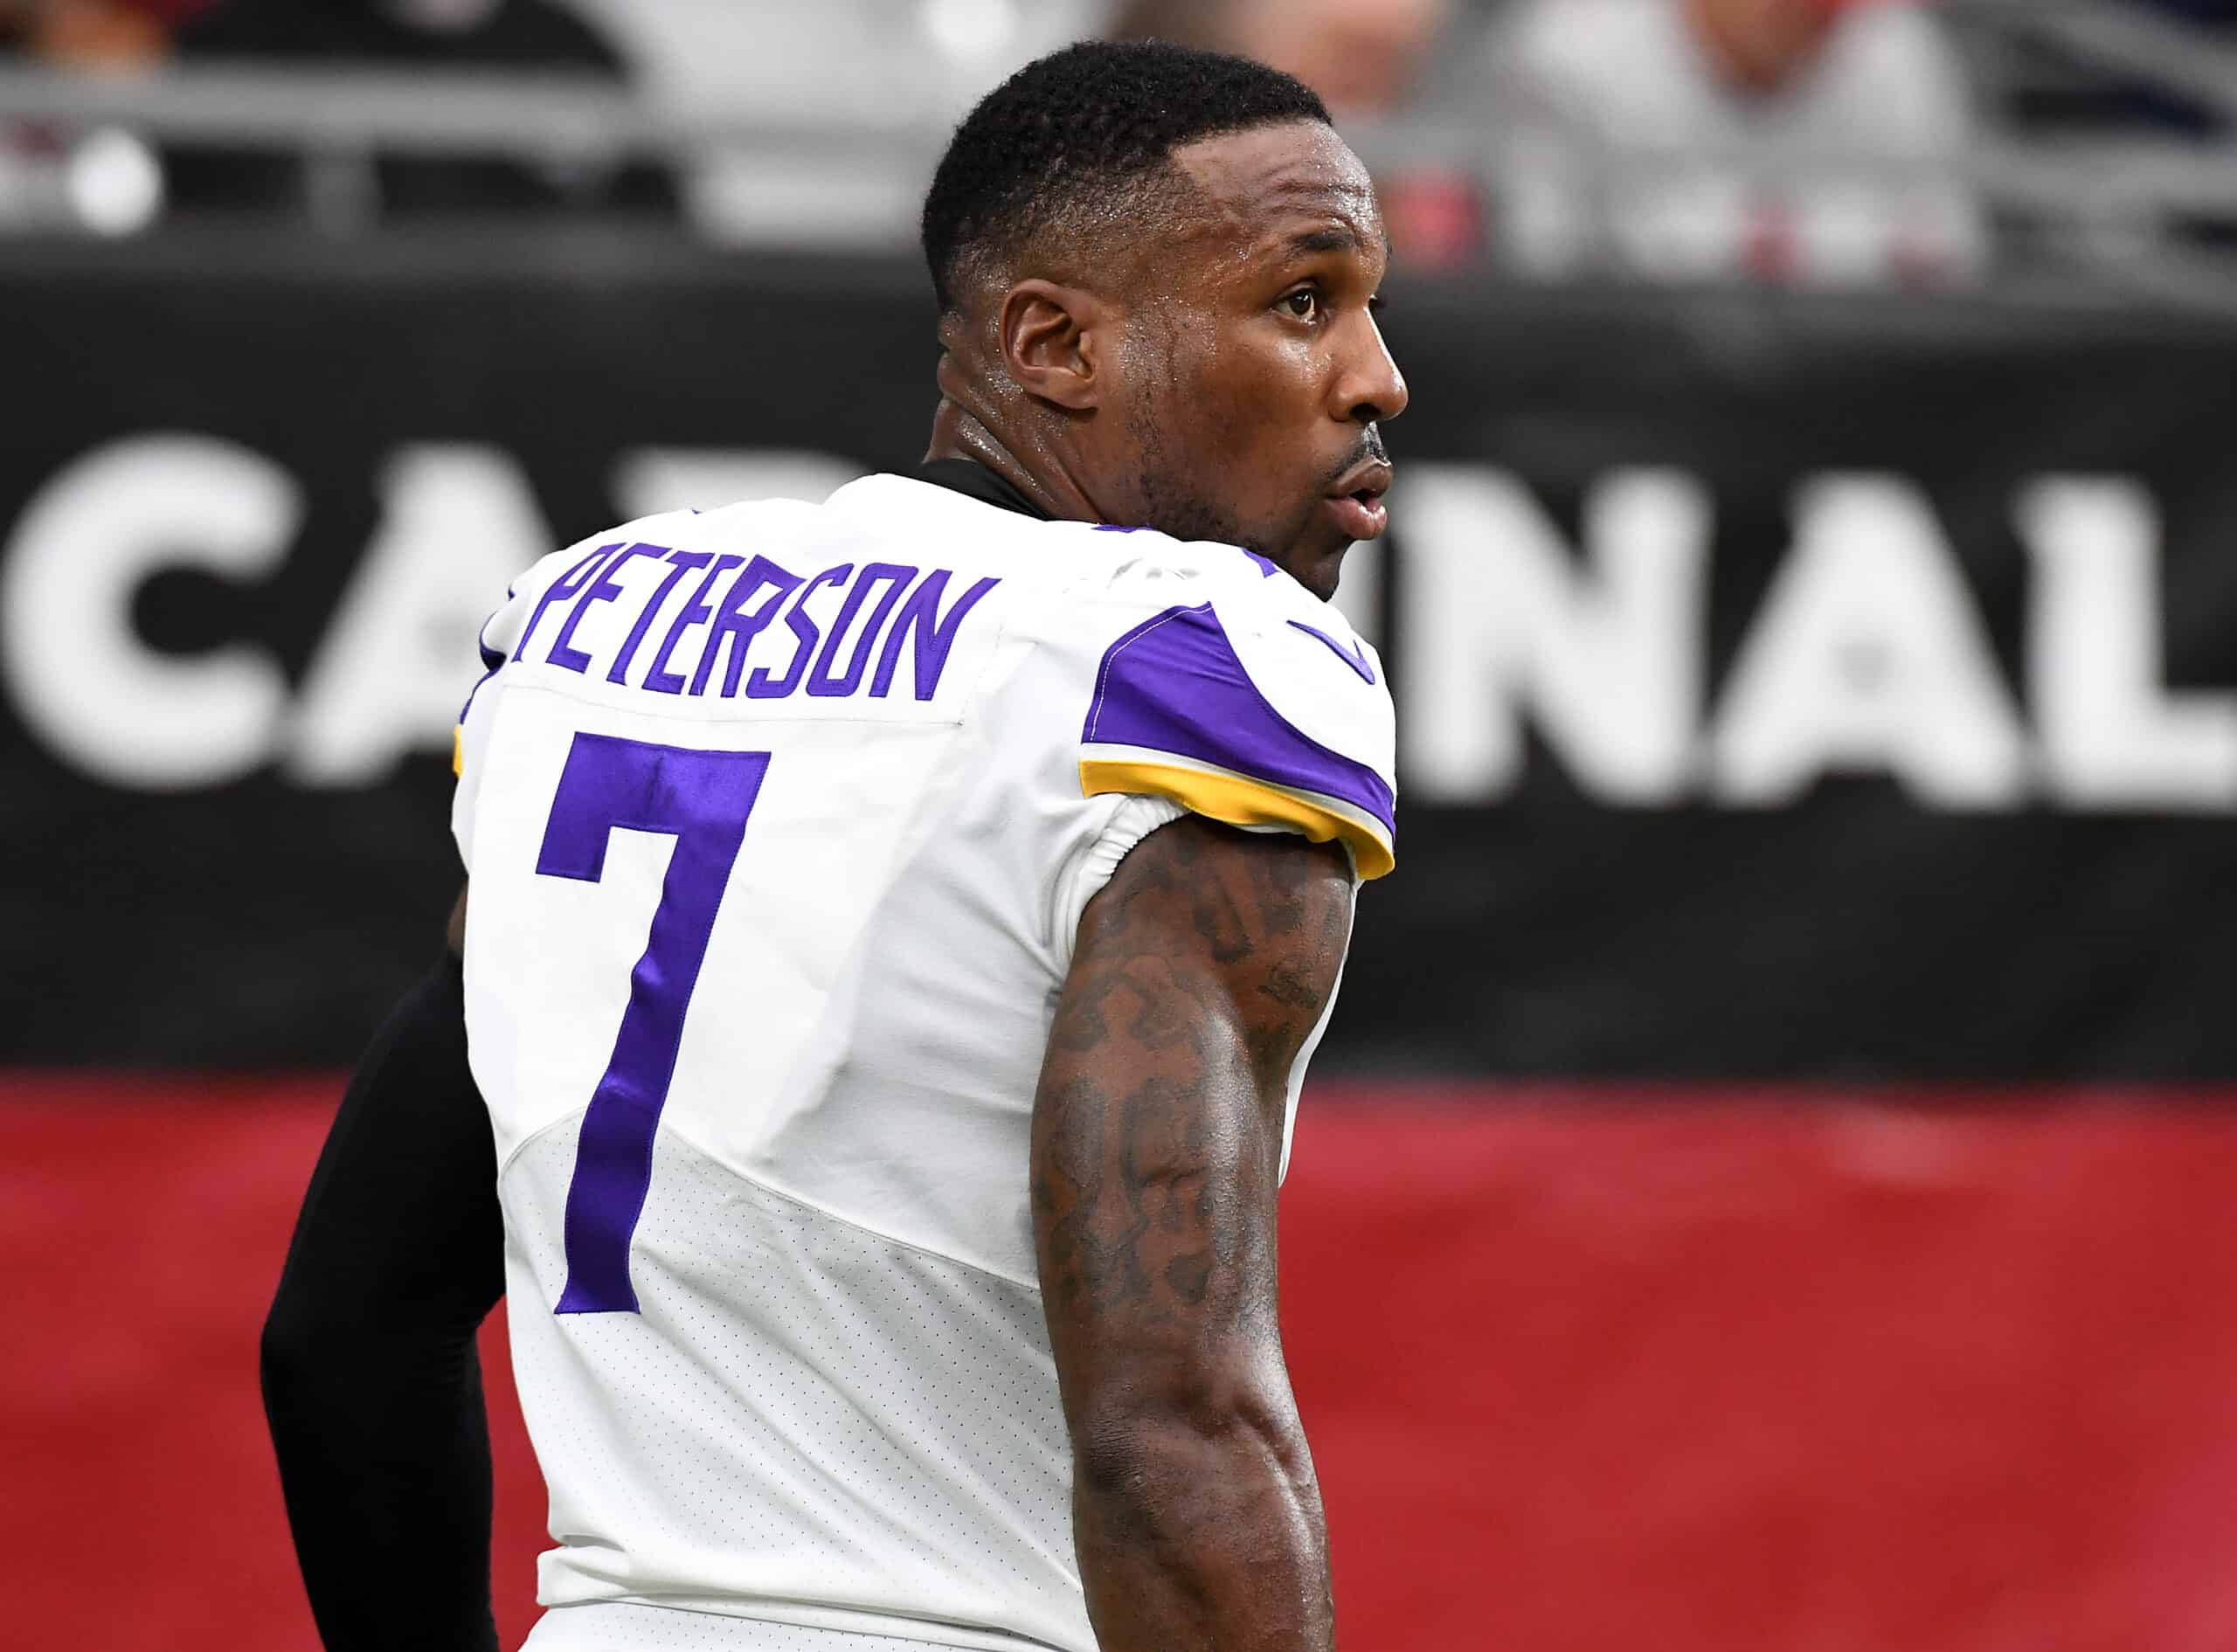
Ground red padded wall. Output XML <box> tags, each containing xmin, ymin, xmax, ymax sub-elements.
<box><xmin>7</xmin><ymin>1079</ymin><xmax>2237</xmax><ymax>1651</ymax></box>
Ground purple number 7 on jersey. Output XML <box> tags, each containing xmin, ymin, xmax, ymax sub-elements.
<box><xmin>537</xmin><ymin>733</ymin><xmax>771</xmax><ymax>1314</ymax></box>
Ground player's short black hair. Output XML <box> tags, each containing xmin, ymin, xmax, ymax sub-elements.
<box><xmin>921</xmin><ymin>39</ymin><xmax>1333</xmax><ymax>315</ymax></box>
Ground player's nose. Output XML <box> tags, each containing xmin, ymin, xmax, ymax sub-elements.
<box><xmin>1333</xmin><ymin>315</ymin><xmax>1409</xmax><ymax>426</ymax></box>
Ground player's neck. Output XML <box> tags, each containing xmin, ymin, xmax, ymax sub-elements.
<box><xmin>925</xmin><ymin>398</ymin><xmax>1105</xmax><ymax>526</ymax></box>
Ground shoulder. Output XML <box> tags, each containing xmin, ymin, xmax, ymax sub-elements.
<box><xmin>1839</xmin><ymin>3</ymin><xmax>1967</xmax><ymax>73</ymax></box>
<box><xmin>515</xmin><ymin>508</ymin><xmax>703</xmax><ymax>589</ymax></box>
<box><xmin>1499</xmin><ymin>0</ymin><xmax>1674</xmax><ymax>92</ymax></box>
<box><xmin>510</xmin><ymin>494</ymin><xmax>862</xmax><ymax>598</ymax></box>
<box><xmin>1072</xmin><ymin>536</ymin><xmax>1397</xmax><ymax>881</ymax></box>
<box><xmin>1094</xmin><ymin>538</ymin><xmax>1391</xmax><ymax>758</ymax></box>
<box><xmin>473</xmin><ymin>508</ymin><xmax>703</xmax><ymax>660</ymax></box>
<box><xmin>1820</xmin><ymin>8</ymin><xmax>1974</xmax><ymax>137</ymax></box>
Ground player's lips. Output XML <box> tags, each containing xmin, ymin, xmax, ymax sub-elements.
<box><xmin>1324</xmin><ymin>459</ymin><xmax>1393</xmax><ymax>542</ymax></box>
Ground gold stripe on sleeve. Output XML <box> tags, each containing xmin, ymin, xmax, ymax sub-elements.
<box><xmin>1080</xmin><ymin>757</ymin><xmax>1395</xmax><ymax>880</ymax></box>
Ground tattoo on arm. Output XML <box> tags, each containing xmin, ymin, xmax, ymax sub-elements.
<box><xmin>1035</xmin><ymin>819</ymin><xmax>1347</xmax><ymax>1328</ymax></box>
<box><xmin>1031</xmin><ymin>815</ymin><xmax>1354</xmax><ymax>1651</ymax></box>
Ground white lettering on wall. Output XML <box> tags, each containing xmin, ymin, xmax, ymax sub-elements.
<box><xmin>287</xmin><ymin>446</ymin><xmax>552</xmax><ymax>785</ymax></box>
<box><xmin>2019</xmin><ymin>477</ymin><xmax>2237</xmax><ymax>811</ymax></box>
<box><xmin>0</xmin><ymin>434</ymin><xmax>298</xmax><ymax>789</ymax></box>
<box><xmin>7</xmin><ymin>436</ymin><xmax>2234</xmax><ymax>816</ymax></box>
<box><xmin>1399</xmin><ymin>464</ymin><xmax>1708</xmax><ymax>805</ymax></box>
<box><xmin>1708</xmin><ymin>474</ymin><xmax>2029</xmax><ymax>810</ymax></box>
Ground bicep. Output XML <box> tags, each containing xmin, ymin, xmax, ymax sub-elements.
<box><xmin>1030</xmin><ymin>817</ymin><xmax>1353</xmax><ymax>1413</ymax></box>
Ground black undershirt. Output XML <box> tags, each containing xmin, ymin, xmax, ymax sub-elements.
<box><xmin>915</xmin><ymin>455</ymin><xmax>1049</xmax><ymax>519</ymax></box>
<box><xmin>263</xmin><ymin>458</ymin><xmax>1034</xmax><ymax>1649</ymax></box>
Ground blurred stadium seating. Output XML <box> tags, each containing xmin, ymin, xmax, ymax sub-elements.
<box><xmin>7</xmin><ymin>3</ymin><xmax>2237</xmax><ymax>1649</ymax></box>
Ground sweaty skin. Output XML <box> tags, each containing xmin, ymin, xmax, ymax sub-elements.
<box><xmin>1034</xmin><ymin>816</ymin><xmax>1354</xmax><ymax>1652</ymax></box>
<box><xmin>927</xmin><ymin>119</ymin><xmax>1407</xmax><ymax>599</ymax></box>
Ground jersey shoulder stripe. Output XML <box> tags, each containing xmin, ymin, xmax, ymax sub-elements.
<box><xmin>1077</xmin><ymin>600</ymin><xmax>1396</xmax><ymax>879</ymax></box>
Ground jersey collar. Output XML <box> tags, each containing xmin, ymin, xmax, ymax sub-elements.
<box><xmin>914</xmin><ymin>459</ymin><xmax>1050</xmax><ymax>522</ymax></box>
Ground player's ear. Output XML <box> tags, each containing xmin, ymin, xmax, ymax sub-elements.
<box><xmin>998</xmin><ymin>280</ymin><xmax>1105</xmax><ymax>411</ymax></box>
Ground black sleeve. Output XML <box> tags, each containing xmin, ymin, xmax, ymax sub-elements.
<box><xmin>261</xmin><ymin>954</ymin><xmax>505</xmax><ymax>1652</ymax></box>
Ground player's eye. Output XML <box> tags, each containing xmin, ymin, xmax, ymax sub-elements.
<box><xmin>1278</xmin><ymin>287</ymin><xmax>1320</xmax><ymax>322</ymax></box>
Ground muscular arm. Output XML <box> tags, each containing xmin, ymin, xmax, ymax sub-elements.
<box><xmin>262</xmin><ymin>878</ymin><xmax>503</xmax><ymax>1651</ymax></box>
<box><xmin>1033</xmin><ymin>817</ymin><xmax>1353</xmax><ymax>1652</ymax></box>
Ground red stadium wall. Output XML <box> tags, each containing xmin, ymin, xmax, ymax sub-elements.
<box><xmin>8</xmin><ymin>1079</ymin><xmax>2237</xmax><ymax>1652</ymax></box>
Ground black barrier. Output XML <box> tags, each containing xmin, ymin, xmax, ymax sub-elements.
<box><xmin>7</xmin><ymin>232</ymin><xmax>2237</xmax><ymax>1076</ymax></box>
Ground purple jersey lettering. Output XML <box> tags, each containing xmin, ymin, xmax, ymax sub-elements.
<box><xmin>746</xmin><ymin>563</ymin><xmax>852</xmax><ymax>700</ymax></box>
<box><xmin>807</xmin><ymin>563</ymin><xmax>917</xmax><ymax>698</ymax></box>
<box><xmin>870</xmin><ymin>572</ymin><xmax>1001</xmax><ymax>702</ymax></box>
<box><xmin>536</xmin><ymin>734</ymin><xmax>772</xmax><ymax>1314</ymax></box>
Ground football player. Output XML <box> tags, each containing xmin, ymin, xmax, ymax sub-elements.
<box><xmin>263</xmin><ymin>39</ymin><xmax>1405</xmax><ymax>1652</ymax></box>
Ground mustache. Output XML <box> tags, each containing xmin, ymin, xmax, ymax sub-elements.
<box><xmin>1319</xmin><ymin>428</ymin><xmax>1391</xmax><ymax>490</ymax></box>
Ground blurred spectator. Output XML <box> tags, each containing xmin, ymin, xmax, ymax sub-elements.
<box><xmin>0</xmin><ymin>0</ymin><xmax>174</xmax><ymax>66</ymax></box>
<box><xmin>570</xmin><ymin>0</ymin><xmax>1104</xmax><ymax>247</ymax></box>
<box><xmin>1492</xmin><ymin>0</ymin><xmax>1987</xmax><ymax>286</ymax></box>
<box><xmin>1107</xmin><ymin>0</ymin><xmax>1451</xmax><ymax>119</ymax></box>
<box><xmin>1105</xmin><ymin>0</ymin><xmax>1486</xmax><ymax>269</ymax></box>
<box><xmin>164</xmin><ymin>0</ymin><xmax>675</xmax><ymax>224</ymax></box>
<box><xmin>0</xmin><ymin>2</ymin><xmax>177</xmax><ymax>233</ymax></box>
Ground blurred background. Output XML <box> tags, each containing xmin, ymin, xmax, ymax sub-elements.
<box><xmin>7</xmin><ymin>1</ymin><xmax>2237</xmax><ymax>1647</ymax></box>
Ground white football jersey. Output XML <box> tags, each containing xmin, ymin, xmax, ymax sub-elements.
<box><xmin>452</xmin><ymin>470</ymin><xmax>1397</xmax><ymax>1652</ymax></box>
